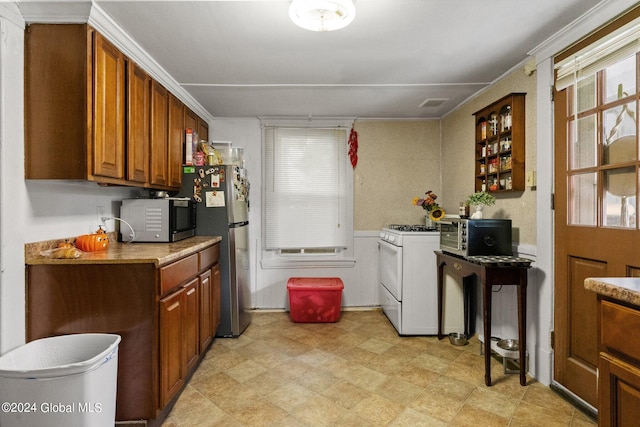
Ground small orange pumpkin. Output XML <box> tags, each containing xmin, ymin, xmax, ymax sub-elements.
<box><xmin>76</xmin><ymin>227</ymin><xmax>109</xmax><ymax>252</ymax></box>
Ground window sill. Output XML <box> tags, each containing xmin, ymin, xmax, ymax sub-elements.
<box><xmin>260</xmin><ymin>257</ymin><xmax>356</xmax><ymax>269</ymax></box>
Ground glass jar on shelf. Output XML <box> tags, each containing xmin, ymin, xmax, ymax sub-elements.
<box><xmin>500</xmin><ymin>105</ymin><xmax>512</xmax><ymax>131</ymax></box>
<box><xmin>500</xmin><ymin>137</ymin><xmax>511</xmax><ymax>152</ymax></box>
<box><xmin>489</xmin><ymin>114</ymin><xmax>498</xmax><ymax>135</ymax></box>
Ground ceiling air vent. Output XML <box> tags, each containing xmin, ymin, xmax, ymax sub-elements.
<box><xmin>418</xmin><ymin>98</ymin><xmax>449</xmax><ymax>108</ymax></box>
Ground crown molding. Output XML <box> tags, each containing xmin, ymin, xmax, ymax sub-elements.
<box><xmin>16</xmin><ymin>0</ymin><xmax>213</xmax><ymax>123</ymax></box>
<box><xmin>529</xmin><ymin>0</ymin><xmax>640</xmax><ymax>61</ymax></box>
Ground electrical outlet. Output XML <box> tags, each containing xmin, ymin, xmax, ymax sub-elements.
<box><xmin>96</xmin><ymin>206</ymin><xmax>106</xmax><ymax>226</ymax></box>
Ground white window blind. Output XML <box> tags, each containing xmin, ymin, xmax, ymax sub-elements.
<box><xmin>555</xmin><ymin>18</ymin><xmax>640</xmax><ymax>90</ymax></box>
<box><xmin>264</xmin><ymin>126</ymin><xmax>350</xmax><ymax>251</ymax></box>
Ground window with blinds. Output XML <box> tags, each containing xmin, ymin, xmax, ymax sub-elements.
<box><xmin>263</xmin><ymin>126</ymin><xmax>353</xmax><ymax>255</ymax></box>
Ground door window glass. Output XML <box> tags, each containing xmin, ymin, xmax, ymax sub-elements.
<box><xmin>569</xmin><ymin>173</ymin><xmax>597</xmax><ymax>226</ymax></box>
<box><xmin>565</xmin><ymin>51</ymin><xmax>638</xmax><ymax>228</ymax></box>
<box><xmin>570</xmin><ymin>115</ymin><xmax>597</xmax><ymax>169</ymax></box>
<box><xmin>604</xmin><ymin>167</ymin><xmax>636</xmax><ymax>228</ymax></box>
<box><xmin>604</xmin><ymin>55</ymin><xmax>636</xmax><ymax>104</ymax></box>
<box><xmin>576</xmin><ymin>75</ymin><xmax>596</xmax><ymax>114</ymax></box>
<box><xmin>603</xmin><ymin>102</ymin><xmax>637</xmax><ymax>158</ymax></box>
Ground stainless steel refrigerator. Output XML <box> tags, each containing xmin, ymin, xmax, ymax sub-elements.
<box><xmin>179</xmin><ymin>164</ymin><xmax>251</xmax><ymax>337</ymax></box>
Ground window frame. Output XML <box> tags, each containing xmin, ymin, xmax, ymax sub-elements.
<box><xmin>556</xmin><ymin>25</ymin><xmax>640</xmax><ymax>230</ymax></box>
<box><xmin>259</xmin><ymin>117</ymin><xmax>356</xmax><ymax>269</ymax></box>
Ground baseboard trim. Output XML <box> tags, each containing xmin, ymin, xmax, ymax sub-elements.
<box><xmin>549</xmin><ymin>383</ymin><xmax>597</xmax><ymax>421</ymax></box>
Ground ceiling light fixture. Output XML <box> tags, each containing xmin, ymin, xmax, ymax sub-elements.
<box><xmin>289</xmin><ymin>0</ymin><xmax>356</xmax><ymax>32</ymax></box>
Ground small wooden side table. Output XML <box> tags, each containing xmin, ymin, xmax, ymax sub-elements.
<box><xmin>435</xmin><ymin>251</ymin><xmax>531</xmax><ymax>386</ymax></box>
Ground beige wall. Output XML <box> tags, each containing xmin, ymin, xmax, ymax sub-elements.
<box><xmin>353</xmin><ymin>67</ymin><xmax>537</xmax><ymax>245</ymax></box>
<box><xmin>353</xmin><ymin>120</ymin><xmax>441</xmax><ymax>230</ymax></box>
<box><xmin>441</xmin><ymin>67</ymin><xmax>538</xmax><ymax>245</ymax></box>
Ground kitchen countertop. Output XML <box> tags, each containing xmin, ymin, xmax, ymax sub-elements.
<box><xmin>585</xmin><ymin>277</ymin><xmax>640</xmax><ymax>307</ymax></box>
<box><xmin>25</xmin><ymin>235</ymin><xmax>222</xmax><ymax>267</ymax></box>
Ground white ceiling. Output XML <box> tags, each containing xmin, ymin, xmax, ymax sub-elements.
<box><xmin>22</xmin><ymin>0</ymin><xmax>604</xmax><ymax>119</ymax></box>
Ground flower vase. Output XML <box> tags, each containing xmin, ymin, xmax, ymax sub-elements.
<box><xmin>425</xmin><ymin>215</ymin><xmax>434</xmax><ymax>229</ymax></box>
<box><xmin>470</xmin><ymin>204</ymin><xmax>484</xmax><ymax>219</ymax></box>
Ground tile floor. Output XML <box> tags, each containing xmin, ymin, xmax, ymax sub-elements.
<box><xmin>162</xmin><ymin>310</ymin><xmax>596</xmax><ymax>426</ymax></box>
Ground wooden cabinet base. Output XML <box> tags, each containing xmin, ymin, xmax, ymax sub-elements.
<box><xmin>26</xmin><ymin>245</ymin><xmax>220</xmax><ymax>426</ymax></box>
<box><xmin>598</xmin><ymin>297</ymin><xmax>640</xmax><ymax>426</ymax></box>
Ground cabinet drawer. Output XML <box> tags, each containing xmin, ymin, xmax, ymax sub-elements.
<box><xmin>160</xmin><ymin>254</ymin><xmax>198</xmax><ymax>295</ymax></box>
<box><xmin>198</xmin><ymin>244</ymin><xmax>219</xmax><ymax>270</ymax></box>
<box><xmin>601</xmin><ymin>300</ymin><xmax>640</xmax><ymax>363</ymax></box>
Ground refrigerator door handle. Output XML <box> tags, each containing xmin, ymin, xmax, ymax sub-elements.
<box><xmin>230</xmin><ymin>221</ymin><xmax>249</xmax><ymax>228</ymax></box>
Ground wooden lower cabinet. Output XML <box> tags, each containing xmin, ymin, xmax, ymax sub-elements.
<box><xmin>598</xmin><ymin>298</ymin><xmax>640</xmax><ymax>426</ymax></box>
<box><xmin>599</xmin><ymin>352</ymin><xmax>640</xmax><ymax>426</ymax></box>
<box><xmin>199</xmin><ymin>269</ymin><xmax>213</xmax><ymax>351</ymax></box>
<box><xmin>212</xmin><ymin>264</ymin><xmax>222</xmax><ymax>334</ymax></box>
<box><xmin>183</xmin><ymin>278</ymin><xmax>200</xmax><ymax>374</ymax></box>
<box><xmin>26</xmin><ymin>243</ymin><xmax>220</xmax><ymax>426</ymax></box>
<box><xmin>160</xmin><ymin>287</ymin><xmax>186</xmax><ymax>407</ymax></box>
<box><xmin>198</xmin><ymin>264</ymin><xmax>222</xmax><ymax>351</ymax></box>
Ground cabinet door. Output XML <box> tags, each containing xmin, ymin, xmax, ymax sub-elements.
<box><xmin>183</xmin><ymin>278</ymin><xmax>199</xmax><ymax>373</ymax></box>
<box><xmin>150</xmin><ymin>81</ymin><xmax>169</xmax><ymax>186</ymax></box>
<box><xmin>184</xmin><ymin>107</ymin><xmax>198</xmax><ymax>137</ymax></box>
<box><xmin>93</xmin><ymin>32</ymin><xmax>126</xmax><ymax>180</ymax></box>
<box><xmin>127</xmin><ymin>62</ymin><xmax>151</xmax><ymax>184</ymax></box>
<box><xmin>599</xmin><ymin>352</ymin><xmax>640</xmax><ymax>427</ymax></box>
<box><xmin>199</xmin><ymin>268</ymin><xmax>213</xmax><ymax>352</ymax></box>
<box><xmin>168</xmin><ymin>94</ymin><xmax>185</xmax><ymax>188</ymax></box>
<box><xmin>212</xmin><ymin>264</ymin><xmax>221</xmax><ymax>333</ymax></box>
<box><xmin>160</xmin><ymin>288</ymin><xmax>184</xmax><ymax>407</ymax></box>
<box><xmin>198</xmin><ymin>119</ymin><xmax>209</xmax><ymax>143</ymax></box>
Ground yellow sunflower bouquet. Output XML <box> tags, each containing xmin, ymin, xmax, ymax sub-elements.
<box><xmin>412</xmin><ymin>190</ymin><xmax>446</xmax><ymax>221</ymax></box>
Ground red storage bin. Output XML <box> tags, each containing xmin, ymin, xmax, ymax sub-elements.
<box><xmin>287</xmin><ymin>277</ymin><xmax>344</xmax><ymax>323</ymax></box>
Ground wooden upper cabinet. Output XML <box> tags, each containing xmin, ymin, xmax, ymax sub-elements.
<box><xmin>198</xmin><ymin>120</ymin><xmax>209</xmax><ymax>143</ymax></box>
<box><xmin>184</xmin><ymin>107</ymin><xmax>198</xmax><ymax>137</ymax></box>
<box><xmin>24</xmin><ymin>24</ymin><xmax>200</xmax><ymax>190</ymax></box>
<box><xmin>127</xmin><ymin>62</ymin><xmax>151</xmax><ymax>184</ymax></box>
<box><xmin>168</xmin><ymin>95</ymin><xmax>185</xmax><ymax>188</ymax></box>
<box><xmin>25</xmin><ymin>24</ymin><xmax>93</xmax><ymax>180</ymax></box>
<box><xmin>150</xmin><ymin>81</ymin><xmax>169</xmax><ymax>187</ymax></box>
<box><xmin>185</xmin><ymin>107</ymin><xmax>208</xmax><ymax>144</ymax></box>
<box><xmin>92</xmin><ymin>32</ymin><xmax>126</xmax><ymax>180</ymax></box>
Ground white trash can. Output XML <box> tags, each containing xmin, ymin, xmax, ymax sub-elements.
<box><xmin>0</xmin><ymin>333</ymin><xmax>121</xmax><ymax>427</ymax></box>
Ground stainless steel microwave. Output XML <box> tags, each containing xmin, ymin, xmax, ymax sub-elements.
<box><xmin>119</xmin><ymin>198</ymin><xmax>196</xmax><ymax>242</ymax></box>
<box><xmin>438</xmin><ymin>218</ymin><xmax>512</xmax><ymax>257</ymax></box>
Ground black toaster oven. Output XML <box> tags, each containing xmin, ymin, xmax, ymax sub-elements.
<box><xmin>438</xmin><ymin>218</ymin><xmax>512</xmax><ymax>257</ymax></box>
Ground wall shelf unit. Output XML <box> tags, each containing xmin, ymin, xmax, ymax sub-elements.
<box><xmin>473</xmin><ymin>93</ymin><xmax>526</xmax><ymax>193</ymax></box>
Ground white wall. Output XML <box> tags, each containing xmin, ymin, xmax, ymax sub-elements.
<box><xmin>0</xmin><ymin>6</ymin><xmax>26</xmax><ymax>354</ymax></box>
<box><xmin>0</xmin><ymin>7</ymin><xmax>148</xmax><ymax>353</ymax></box>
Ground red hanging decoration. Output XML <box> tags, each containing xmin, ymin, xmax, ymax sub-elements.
<box><xmin>348</xmin><ymin>127</ymin><xmax>358</xmax><ymax>168</ymax></box>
